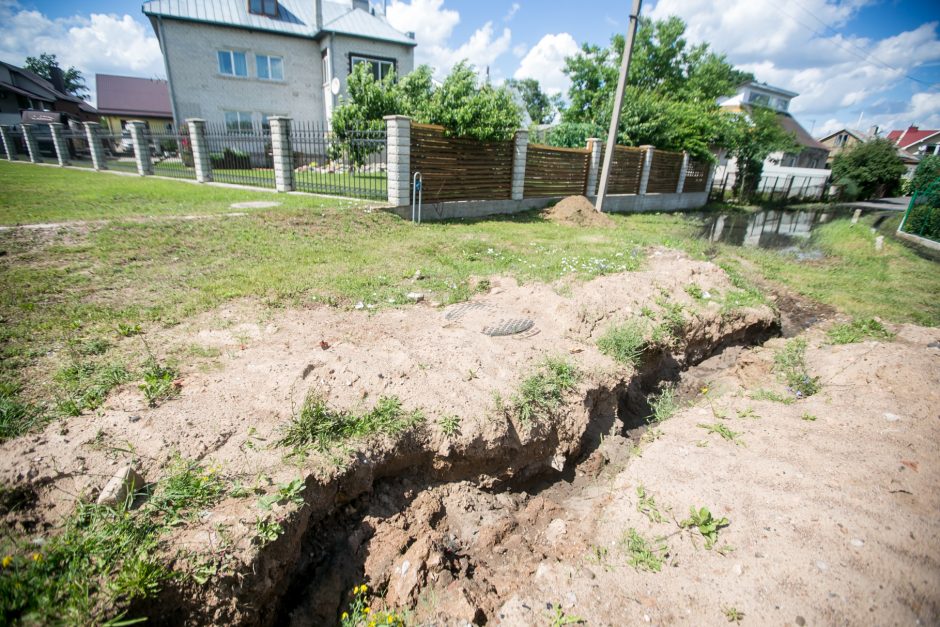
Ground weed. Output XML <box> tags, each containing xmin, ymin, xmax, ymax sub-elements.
<box><xmin>277</xmin><ymin>393</ymin><xmax>424</xmax><ymax>451</ymax></box>
<box><xmin>341</xmin><ymin>584</ymin><xmax>406</xmax><ymax>626</ymax></box>
<box><xmin>723</xmin><ymin>606</ymin><xmax>745</xmax><ymax>623</ymax></box>
<box><xmin>647</xmin><ymin>384</ymin><xmax>679</xmax><ymax>424</ymax></box>
<box><xmin>151</xmin><ymin>457</ymin><xmax>228</xmax><ymax>526</ymax></box>
<box><xmin>652</xmin><ymin>297</ymin><xmax>686</xmax><ymax>347</ymax></box>
<box><xmin>258</xmin><ymin>478</ymin><xmax>305</xmax><ymax>511</ymax></box>
<box><xmin>718</xmin><ymin>260</ymin><xmax>770</xmax><ymax>315</ymax></box>
<box><xmin>139</xmin><ymin>356</ymin><xmax>179</xmax><ymax>408</ymax></box>
<box><xmin>680</xmin><ymin>506</ymin><xmax>730</xmax><ymax>549</ymax></box>
<box><xmin>621</xmin><ymin>528</ymin><xmax>669</xmax><ymax>572</ymax></box>
<box><xmin>0</xmin><ymin>384</ymin><xmax>43</xmax><ymax>442</ymax></box>
<box><xmin>636</xmin><ymin>485</ymin><xmax>665</xmax><ymax>523</ymax></box>
<box><xmin>597</xmin><ymin>319</ymin><xmax>647</xmax><ymax>368</ymax></box>
<box><xmin>773</xmin><ymin>338</ymin><xmax>820</xmax><ymax>398</ymax></box>
<box><xmin>55</xmin><ymin>361</ymin><xmax>133</xmax><ymax>416</ymax></box>
<box><xmin>749</xmin><ymin>389</ymin><xmax>795</xmax><ymax>405</ymax></box>
<box><xmin>698</xmin><ymin>422</ymin><xmax>743</xmax><ymax>444</ymax></box>
<box><xmin>71</xmin><ymin>337</ymin><xmax>111</xmax><ymax>357</ymax></box>
<box><xmin>547</xmin><ymin>603</ymin><xmax>585</xmax><ymax>626</ymax></box>
<box><xmin>587</xmin><ymin>545</ymin><xmax>609</xmax><ymax>567</ymax></box>
<box><xmin>510</xmin><ymin>358</ymin><xmax>580</xmax><ymax>425</ymax></box>
<box><xmin>735</xmin><ymin>407</ymin><xmax>759</xmax><ymax>419</ymax></box>
<box><xmin>253</xmin><ymin>515</ymin><xmax>283</xmax><ymax>546</ymax></box>
<box><xmin>826</xmin><ymin>317</ymin><xmax>894</xmax><ymax>345</ymax></box>
<box><xmin>685</xmin><ymin>283</ymin><xmax>704</xmax><ymax>300</ymax></box>
<box><xmin>439</xmin><ymin>414</ymin><xmax>461</xmax><ymax>437</ymax></box>
<box><xmin>800</xmin><ymin>412</ymin><xmax>818</xmax><ymax>422</ymax></box>
<box><xmin>116</xmin><ymin>322</ymin><xmax>142</xmax><ymax>337</ymax></box>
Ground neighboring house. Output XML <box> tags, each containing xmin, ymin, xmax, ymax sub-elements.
<box><xmin>142</xmin><ymin>0</ymin><xmax>416</xmax><ymax>130</ymax></box>
<box><xmin>887</xmin><ymin>125</ymin><xmax>940</xmax><ymax>158</ymax></box>
<box><xmin>717</xmin><ymin>81</ymin><xmax>830</xmax><ymax>171</ymax></box>
<box><xmin>0</xmin><ymin>60</ymin><xmax>98</xmax><ymax>127</ymax></box>
<box><xmin>817</xmin><ymin>127</ymin><xmax>872</xmax><ymax>165</ymax></box>
<box><xmin>95</xmin><ymin>74</ymin><xmax>173</xmax><ymax>134</ymax></box>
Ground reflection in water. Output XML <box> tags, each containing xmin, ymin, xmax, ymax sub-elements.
<box><xmin>700</xmin><ymin>209</ymin><xmax>840</xmax><ymax>250</ymax></box>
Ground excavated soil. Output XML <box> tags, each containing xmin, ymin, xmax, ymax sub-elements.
<box><xmin>542</xmin><ymin>196</ymin><xmax>615</xmax><ymax>228</ymax></box>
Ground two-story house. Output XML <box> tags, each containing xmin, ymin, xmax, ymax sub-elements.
<box><xmin>142</xmin><ymin>0</ymin><xmax>416</xmax><ymax>130</ymax></box>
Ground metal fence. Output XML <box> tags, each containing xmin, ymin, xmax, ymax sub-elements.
<box><xmin>61</xmin><ymin>126</ymin><xmax>95</xmax><ymax>169</ymax></box>
<box><xmin>99</xmin><ymin>128</ymin><xmax>142</xmax><ymax>173</ymax></box>
<box><xmin>149</xmin><ymin>126</ymin><xmax>196</xmax><ymax>180</ymax></box>
<box><xmin>710</xmin><ymin>171</ymin><xmax>830</xmax><ymax>202</ymax></box>
<box><xmin>4</xmin><ymin>127</ymin><xmax>30</xmax><ymax>161</ymax></box>
<box><xmin>203</xmin><ymin>122</ymin><xmax>275</xmax><ymax>188</ymax></box>
<box><xmin>291</xmin><ymin>122</ymin><xmax>387</xmax><ymax>200</ymax></box>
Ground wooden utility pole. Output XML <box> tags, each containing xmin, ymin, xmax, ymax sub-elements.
<box><xmin>595</xmin><ymin>0</ymin><xmax>643</xmax><ymax>212</ymax></box>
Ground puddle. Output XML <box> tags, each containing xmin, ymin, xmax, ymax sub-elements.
<box><xmin>697</xmin><ymin>208</ymin><xmax>855</xmax><ymax>254</ymax></box>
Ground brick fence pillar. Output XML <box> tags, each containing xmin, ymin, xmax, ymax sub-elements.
<box><xmin>185</xmin><ymin>119</ymin><xmax>212</xmax><ymax>183</ymax></box>
<box><xmin>676</xmin><ymin>151</ymin><xmax>689</xmax><ymax>194</ymax></box>
<box><xmin>585</xmin><ymin>138</ymin><xmax>601</xmax><ymax>196</ymax></box>
<box><xmin>0</xmin><ymin>126</ymin><xmax>14</xmax><ymax>161</ymax></box>
<box><xmin>384</xmin><ymin>115</ymin><xmax>411</xmax><ymax>207</ymax></box>
<box><xmin>127</xmin><ymin>121</ymin><xmax>153</xmax><ymax>175</ymax></box>
<box><xmin>83</xmin><ymin>122</ymin><xmax>106</xmax><ymax>170</ymax></box>
<box><xmin>638</xmin><ymin>145</ymin><xmax>654</xmax><ymax>195</ymax></box>
<box><xmin>511</xmin><ymin>129</ymin><xmax>528</xmax><ymax>201</ymax></box>
<box><xmin>269</xmin><ymin>117</ymin><xmax>295</xmax><ymax>192</ymax></box>
<box><xmin>22</xmin><ymin>125</ymin><xmax>42</xmax><ymax>163</ymax></box>
<box><xmin>49</xmin><ymin>123</ymin><xmax>70</xmax><ymax>166</ymax></box>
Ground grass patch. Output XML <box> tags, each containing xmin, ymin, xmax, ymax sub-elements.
<box><xmin>0</xmin><ymin>457</ymin><xmax>228</xmax><ymax>624</ymax></box>
<box><xmin>510</xmin><ymin>358</ymin><xmax>580</xmax><ymax>425</ymax></box>
<box><xmin>647</xmin><ymin>384</ymin><xmax>679</xmax><ymax>424</ymax></box>
<box><xmin>55</xmin><ymin>360</ymin><xmax>133</xmax><ymax>416</ymax></box>
<box><xmin>773</xmin><ymin>338</ymin><xmax>820</xmax><ymax>398</ymax></box>
<box><xmin>749</xmin><ymin>388</ymin><xmax>795</xmax><ymax>404</ymax></box>
<box><xmin>697</xmin><ymin>422</ymin><xmax>743</xmax><ymax>444</ymax></box>
<box><xmin>139</xmin><ymin>357</ymin><xmax>179</xmax><ymax>408</ymax></box>
<box><xmin>277</xmin><ymin>393</ymin><xmax>424</xmax><ymax>451</ymax></box>
<box><xmin>826</xmin><ymin>317</ymin><xmax>895</xmax><ymax>344</ymax></box>
<box><xmin>597</xmin><ymin>319</ymin><xmax>647</xmax><ymax>368</ymax></box>
<box><xmin>621</xmin><ymin>528</ymin><xmax>669</xmax><ymax>572</ymax></box>
<box><xmin>636</xmin><ymin>485</ymin><xmax>665</xmax><ymax>523</ymax></box>
<box><xmin>0</xmin><ymin>383</ymin><xmax>44</xmax><ymax>442</ymax></box>
<box><xmin>679</xmin><ymin>506</ymin><xmax>729</xmax><ymax>550</ymax></box>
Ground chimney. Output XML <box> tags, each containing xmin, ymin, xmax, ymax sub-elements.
<box><xmin>49</xmin><ymin>66</ymin><xmax>66</xmax><ymax>93</ymax></box>
<box><xmin>352</xmin><ymin>0</ymin><xmax>369</xmax><ymax>11</ymax></box>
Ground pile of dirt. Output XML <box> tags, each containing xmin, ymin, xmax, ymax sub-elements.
<box><xmin>542</xmin><ymin>196</ymin><xmax>614</xmax><ymax>227</ymax></box>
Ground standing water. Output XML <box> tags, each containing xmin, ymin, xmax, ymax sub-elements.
<box><xmin>697</xmin><ymin>208</ymin><xmax>851</xmax><ymax>252</ymax></box>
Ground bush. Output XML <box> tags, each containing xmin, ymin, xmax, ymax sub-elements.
<box><xmin>210</xmin><ymin>147</ymin><xmax>251</xmax><ymax>170</ymax></box>
<box><xmin>830</xmin><ymin>138</ymin><xmax>905</xmax><ymax>200</ymax></box>
<box><xmin>910</xmin><ymin>155</ymin><xmax>940</xmax><ymax>194</ymax></box>
<box><xmin>901</xmin><ymin>204</ymin><xmax>940</xmax><ymax>240</ymax></box>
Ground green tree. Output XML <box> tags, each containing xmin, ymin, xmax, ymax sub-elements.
<box><xmin>721</xmin><ymin>106</ymin><xmax>798</xmax><ymax>199</ymax></box>
<box><xmin>831</xmin><ymin>138</ymin><xmax>906</xmax><ymax>200</ymax></box>
<box><xmin>506</xmin><ymin>78</ymin><xmax>562</xmax><ymax>125</ymax></box>
<box><xmin>910</xmin><ymin>154</ymin><xmax>940</xmax><ymax>194</ymax></box>
<box><xmin>24</xmin><ymin>53</ymin><xmax>88</xmax><ymax>98</ymax></box>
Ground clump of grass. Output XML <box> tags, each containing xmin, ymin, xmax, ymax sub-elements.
<box><xmin>139</xmin><ymin>357</ymin><xmax>179</xmax><ymax>408</ymax></box>
<box><xmin>748</xmin><ymin>388</ymin><xmax>795</xmax><ymax>405</ymax></box>
<box><xmin>636</xmin><ymin>485</ymin><xmax>664</xmax><ymax>523</ymax></box>
<box><xmin>651</xmin><ymin>298</ymin><xmax>686</xmax><ymax>347</ymax></box>
<box><xmin>510</xmin><ymin>358</ymin><xmax>580</xmax><ymax>425</ymax></box>
<box><xmin>253</xmin><ymin>515</ymin><xmax>283</xmax><ymax>546</ymax></box>
<box><xmin>439</xmin><ymin>414</ymin><xmax>461</xmax><ymax>438</ymax></box>
<box><xmin>0</xmin><ymin>383</ymin><xmax>44</xmax><ymax>442</ymax></box>
<box><xmin>801</xmin><ymin>412</ymin><xmax>818</xmax><ymax>422</ymax></box>
<box><xmin>116</xmin><ymin>322</ymin><xmax>143</xmax><ymax>338</ymax></box>
<box><xmin>685</xmin><ymin>283</ymin><xmax>704</xmax><ymax>300</ymax></box>
<box><xmin>698</xmin><ymin>422</ymin><xmax>743</xmax><ymax>445</ymax></box>
<box><xmin>597</xmin><ymin>319</ymin><xmax>647</xmax><ymax>368</ymax></box>
<box><xmin>718</xmin><ymin>260</ymin><xmax>771</xmax><ymax>315</ymax></box>
<box><xmin>621</xmin><ymin>528</ymin><xmax>669</xmax><ymax>572</ymax></box>
<box><xmin>723</xmin><ymin>606</ymin><xmax>745</xmax><ymax>623</ymax></box>
<box><xmin>773</xmin><ymin>338</ymin><xmax>820</xmax><ymax>399</ymax></box>
<box><xmin>826</xmin><ymin>317</ymin><xmax>894</xmax><ymax>345</ymax></box>
<box><xmin>55</xmin><ymin>361</ymin><xmax>133</xmax><ymax>416</ymax></box>
<box><xmin>277</xmin><ymin>393</ymin><xmax>424</xmax><ymax>451</ymax></box>
<box><xmin>647</xmin><ymin>384</ymin><xmax>678</xmax><ymax>424</ymax></box>
<box><xmin>680</xmin><ymin>506</ymin><xmax>730</xmax><ymax>550</ymax></box>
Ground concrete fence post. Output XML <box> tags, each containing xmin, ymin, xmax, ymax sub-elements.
<box><xmin>384</xmin><ymin>115</ymin><xmax>411</xmax><ymax>207</ymax></box>
<box><xmin>127</xmin><ymin>121</ymin><xmax>153</xmax><ymax>175</ymax></box>
<box><xmin>22</xmin><ymin>125</ymin><xmax>42</xmax><ymax>163</ymax></box>
<box><xmin>511</xmin><ymin>129</ymin><xmax>528</xmax><ymax>201</ymax></box>
<box><xmin>638</xmin><ymin>145</ymin><xmax>655</xmax><ymax>195</ymax></box>
<box><xmin>49</xmin><ymin>123</ymin><xmax>70</xmax><ymax>166</ymax></box>
<box><xmin>83</xmin><ymin>122</ymin><xmax>106</xmax><ymax>171</ymax></box>
<box><xmin>0</xmin><ymin>126</ymin><xmax>14</xmax><ymax>161</ymax></box>
<box><xmin>269</xmin><ymin>117</ymin><xmax>295</xmax><ymax>192</ymax></box>
<box><xmin>676</xmin><ymin>151</ymin><xmax>689</xmax><ymax>194</ymax></box>
<box><xmin>185</xmin><ymin>119</ymin><xmax>212</xmax><ymax>183</ymax></box>
<box><xmin>585</xmin><ymin>138</ymin><xmax>601</xmax><ymax>196</ymax></box>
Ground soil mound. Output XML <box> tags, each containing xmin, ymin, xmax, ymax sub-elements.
<box><xmin>543</xmin><ymin>195</ymin><xmax>614</xmax><ymax>227</ymax></box>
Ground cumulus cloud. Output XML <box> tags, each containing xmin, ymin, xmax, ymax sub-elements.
<box><xmin>387</xmin><ymin>0</ymin><xmax>513</xmax><ymax>78</ymax></box>
<box><xmin>513</xmin><ymin>33</ymin><xmax>580</xmax><ymax>95</ymax></box>
<box><xmin>647</xmin><ymin>0</ymin><xmax>940</xmax><ymax>134</ymax></box>
<box><xmin>0</xmin><ymin>1</ymin><xmax>163</xmax><ymax>105</ymax></box>
<box><xmin>504</xmin><ymin>3</ymin><xmax>520</xmax><ymax>22</ymax></box>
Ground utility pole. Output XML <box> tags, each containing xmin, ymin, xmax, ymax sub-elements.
<box><xmin>595</xmin><ymin>0</ymin><xmax>642</xmax><ymax>213</ymax></box>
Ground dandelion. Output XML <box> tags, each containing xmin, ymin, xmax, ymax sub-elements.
<box><xmin>700</xmin><ymin>386</ymin><xmax>709</xmax><ymax>395</ymax></box>
<box><xmin>341</xmin><ymin>612</ymin><xmax>349</xmax><ymax>620</ymax></box>
<box><xmin>364</xmin><ymin>607</ymin><xmax>371</xmax><ymax>615</ymax></box>
<box><xmin>360</xmin><ymin>584</ymin><xmax>368</xmax><ymax>594</ymax></box>
<box><xmin>1</xmin><ymin>555</ymin><xmax>12</xmax><ymax>568</ymax></box>
<box><xmin>31</xmin><ymin>552</ymin><xmax>42</xmax><ymax>562</ymax></box>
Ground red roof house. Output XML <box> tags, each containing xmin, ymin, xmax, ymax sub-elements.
<box><xmin>887</xmin><ymin>125</ymin><xmax>940</xmax><ymax>156</ymax></box>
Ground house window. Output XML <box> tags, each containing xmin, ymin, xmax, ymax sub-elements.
<box><xmin>224</xmin><ymin>110</ymin><xmax>253</xmax><ymax>133</ymax></box>
<box><xmin>257</xmin><ymin>54</ymin><xmax>284</xmax><ymax>81</ymax></box>
<box><xmin>748</xmin><ymin>92</ymin><xmax>771</xmax><ymax>107</ymax></box>
<box><xmin>218</xmin><ymin>50</ymin><xmax>248</xmax><ymax>77</ymax></box>
<box><xmin>248</xmin><ymin>0</ymin><xmax>278</xmax><ymax>17</ymax></box>
<box><xmin>261</xmin><ymin>113</ymin><xmax>287</xmax><ymax>132</ymax></box>
<box><xmin>350</xmin><ymin>54</ymin><xmax>395</xmax><ymax>81</ymax></box>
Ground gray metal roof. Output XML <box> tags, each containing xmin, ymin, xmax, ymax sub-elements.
<box><xmin>142</xmin><ymin>0</ymin><xmax>416</xmax><ymax>45</ymax></box>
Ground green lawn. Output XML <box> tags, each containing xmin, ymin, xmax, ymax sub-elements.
<box><xmin>1</xmin><ymin>162</ymin><xmax>938</xmax><ymax>441</ymax></box>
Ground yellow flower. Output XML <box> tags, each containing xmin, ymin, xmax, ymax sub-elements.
<box><xmin>1</xmin><ymin>555</ymin><xmax>12</xmax><ymax>568</ymax></box>
<box><xmin>31</xmin><ymin>552</ymin><xmax>42</xmax><ymax>562</ymax></box>
<box><xmin>387</xmin><ymin>616</ymin><xmax>395</xmax><ymax>624</ymax></box>
<box><xmin>341</xmin><ymin>612</ymin><xmax>349</xmax><ymax>620</ymax></box>
<box><xmin>360</xmin><ymin>584</ymin><xmax>368</xmax><ymax>594</ymax></box>
<box><xmin>368</xmin><ymin>622</ymin><xmax>376</xmax><ymax>627</ymax></box>
<box><xmin>700</xmin><ymin>386</ymin><xmax>709</xmax><ymax>395</ymax></box>
<box><xmin>363</xmin><ymin>607</ymin><xmax>371</xmax><ymax>615</ymax></box>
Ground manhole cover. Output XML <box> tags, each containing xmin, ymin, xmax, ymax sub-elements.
<box><xmin>482</xmin><ymin>318</ymin><xmax>535</xmax><ymax>337</ymax></box>
<box><xmin>443</xmin><ymin>302</ymin><xmax>491</xmax><ymax>321</ymax></box>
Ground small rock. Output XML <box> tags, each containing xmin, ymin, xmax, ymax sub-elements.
<box><xmin>406</xmin><ymin>292</ymin><xmax>425</xmax><ymax>302</ymax></box>
<box><xmin>816</xmin><ymin>560</ymin><xmax>828</xmax><ymax>572</ymax></box>
<box><xmin>413</xmin><ymin>270</ymin><xmax>424</xmax><ymax>280</ymax></box>
<box><xmin>545</xmin><ymin>519</ymin><xmax>567</xmax><ymax>544</ymax></box>
<box><xmin>732</xmin><ymin>563</ymin><xmax>744</xmax><ymax>576</ymax></box>
<box><xmin>796</xmin><ymin>616</ymin><xmax>806</xmax><ymax>626</ymax></box>
<box><xmin>883</xmin><ymin>413</ymin><xmax>901</xmax><ymax>422</ymax></box>
<box><xmin>354</xmin><ymin>302</ymin><xmax>364</xmax><ymax>310</ymax></box>
<box><xmin>97</xmin><ymin>466</ymin><xmax>145</xmax><ymax>508</ymax></box>
<box><xmin>128</xmin><ymin>415</ymin><xmax>141</xmax><ymax>423</ymax></box>
<box><xmin>851</xmin><ymin>538</ymin><xmax>865</xmax><ymax>547</ymax></box>
<box><xmin>564</xmin><ymin>592</ymin><xmax>577</xmax><ymax>609</ymax></box>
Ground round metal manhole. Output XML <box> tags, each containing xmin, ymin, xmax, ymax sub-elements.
<box><xmin>482</xmin><ymin>318</ymin><xmax>535</xmax><ymax>337</ymax></box>
<box><xmin>443</xmin><ymin>302</ymin><xmax>491</xmax><ymax>321</ymax></box>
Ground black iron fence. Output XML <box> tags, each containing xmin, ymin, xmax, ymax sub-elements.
<box><xmin>203</xmin><ymin>122</ymin><xmax>275</xmax><ymax>188</ymax></box>
<box><xmin>710</xmin><ymin>170</ymin><xmax>830</xmax><ymax>203</ymax></box>
<box><xmin>149</xmin><ymin>126</ymin><xmax>196</xmax><ymax>180</ymax></box>
<box><xmin>61</xmin><ymin>126</ymin><xmax>95</xmax><ymax>169</ymax></box>
<box><xmin>99</xmin><ymin>128</ymin><xmax>141</xmax><ymax>173</ymax></box>
<box><xmin>291</xmin><ymin>122</ymin><xmax>387</xmax><ymax>200</ymax></box>
<box><xmin>4</xmin><ymin>127</ymin><xmax>30</xmax><ymax>161</ymax></box>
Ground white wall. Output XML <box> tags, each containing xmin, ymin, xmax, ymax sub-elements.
<box><xmin>328</xmin><ymin>34</ymin><xmax>415</xmax><ymax>108</ymax></box>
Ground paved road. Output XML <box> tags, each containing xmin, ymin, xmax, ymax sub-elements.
<box><xmin>835</xmin><ymin>196</ymin><xmax>911</xmax><ymax>212</ymax></box>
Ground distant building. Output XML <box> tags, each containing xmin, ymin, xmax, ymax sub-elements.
<box><xmin>0</xmin><ymin>60</ymin><xmax>98</xmax><ymax>126</ymax></box>
<box><xmin>817</xmin><ymin>127</ymin><xmax>873</xmax><ymax>165</ymax></box>
<box><xmin>95</xmin><ymin>74</ymin><xmax>173</xmax><ymax>134</ymax></box>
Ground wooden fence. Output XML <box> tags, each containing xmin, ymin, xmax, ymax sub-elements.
<box><xmin>646</xmin><ymin>149</ymin><xmax>684</xmax><ymax>194</ymax></box>
<box><xmin>683</xmin><ymin>159</ymin><xmax>709</xmax><ymax>193</ymax></box>
<box><xmin>524</xmin><ymin>143</ymin><xmax>591</xmax><ymax>197</ymax></box>
<box><xmin>410</xmin><ymin>123</ymin><xmax>514</xmax><ymax>203</ymax></box>
<box><xmin>596</xmin><ymin>145</ymin><xmax>646</xmax><ymax>195</ymax></box>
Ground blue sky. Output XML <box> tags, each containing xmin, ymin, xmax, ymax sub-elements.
<box><xmin>2</xmin><ymin>0</ymin><xmax>938</xmax><ymax>136</ymax></box>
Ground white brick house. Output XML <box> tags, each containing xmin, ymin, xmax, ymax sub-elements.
<box><xmin>142</xmin><ymin>0</ymin><xmax>416</xmax><ymax>129</ymax></box>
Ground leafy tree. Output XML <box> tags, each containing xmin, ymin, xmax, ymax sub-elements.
<box><xmin>910</xmin><ymin>154</ymin><xmax>940</xmax><ymax>194</ymax></box>
<box><xmin>506</xmin><ymin>78</ymin><xmax>562</xmax><ymax>125</ymax></box>
<box><xmin>831</xmin><ymin>138</ymin><xmax>906</xmax><ymax>200</ymax></box>
<box><xmin>721</xmin><ymin>106</ymin><xmax>798</xmax><ymax>199</ymax></box>
<box><xmin>24</xmin><ymin>53</ymin><xmax>88</xmax><ymax>98</ymax></box>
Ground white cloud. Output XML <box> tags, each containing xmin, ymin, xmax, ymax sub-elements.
<box><xmin>647</xmin><ymin>0</ymin><xmax>940</xmax><ymax>134</ymax></box>
<box><xmin>513</xmin><ymin>32</ymin><xmax>580</xmax><ymax>95</ymax></box>
<box><xmin>504</xmin><ymin>3</ymin><xmax>520</xmax><ymax>22</ymax></box>
<box><xmin>0</xmin><ymin>1</ymin><xmax>163</xmax><ymax>105</ymax></box>
<box><xmin>387</xmin><ymin>0</ymin><xmax>512</xmax><ymax>78</ymax></box>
